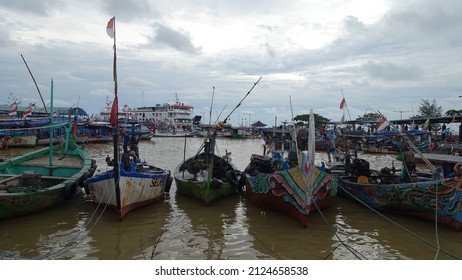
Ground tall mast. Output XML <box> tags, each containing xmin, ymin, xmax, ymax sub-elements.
<box><xmin>107</xmin><ymin>16</ymin><xmax>121</xmax><ymax>211</ymax></box>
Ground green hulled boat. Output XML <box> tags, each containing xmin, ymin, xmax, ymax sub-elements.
<box><xmin>174</xmin><ymin>77</ymin><xmax>261</xmax><ymax>205</ymax></box>
<box><xmin>174</xmin><ymin>127</ymin><xmax>243</xmax><ymax>205</ymax></box>
<box><xmin>0</xmin><ymin>122</ymin><xmax>96</xmax><ymax>219</ymax></box>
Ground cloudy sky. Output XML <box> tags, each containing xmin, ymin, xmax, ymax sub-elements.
<box><xmin>0</xmin><ymin>0</ymin><xmax>461</xmax><ymax>127</ymax></box>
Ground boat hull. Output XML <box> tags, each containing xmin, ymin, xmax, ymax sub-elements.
<box><xmin>0</xmin><ymin>142</ymin><xmax>95</xmax><ymax>219</ymax></box>
<box><xmin>337</xmin><ymin>174</ymin><xmax>462</xmax><ymax>231</ymax></box>
<box><xmin>1</xmin><ymin>134</ymin><xmax>37</xmax><ymax>149</ymax></box>
<box><xmin>154</xmin><ymin>131</ymin><xmax>197</xmax><ymax>137</ymax></box>
<box><xmin>175</xmin><ymin>176</ymin><xmax>238</xmax><ymax>205</ymax></box>
<box><xmin>245</xmin><ymin>162</ymin><xmax>337</xmax><ymax>227</ymax></box>
<box><xmin>174</xmin><ymin>153</ymin><xmax>242</xmax><ymax>205</ymax></box>
<box><xmin>87</xmin><ymin>166</ymin><xmax>170</xmax><ymax>219</ymax></box>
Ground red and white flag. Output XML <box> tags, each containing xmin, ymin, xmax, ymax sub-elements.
<box><xmin>339</xmin><ymin>97</ymin><xmax>346</xmax><ymax>110</ymax></box>
<box><xmin>376</xmin><ymin>116</ymin><xmax>390</xmax><ymax>132</ymax></box>
<box><xmin>106</xmin><ymin>17</ymin><xmax>115</xmax><ymax>38</ymax></box>
<box><xmin>23</xmin><ymin>109</ymin><xmax>32</xmax><ymax>118</ymax></box>
<box><xmin>8</xmin><ymin>108</ymin><xmax>17</xmax><ymax>116</ymax></box>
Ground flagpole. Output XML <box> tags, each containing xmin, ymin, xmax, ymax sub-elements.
<box><xmin>108</xmin><ymin>16</ymin><xmax>121</xmax><ymax>211</ymax></box>
<box><xmin>306</xmin><ymin>109</ymin><xmax>315</xmax><ymax>210</ymax></box>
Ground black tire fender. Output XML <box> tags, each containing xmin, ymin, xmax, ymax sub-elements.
<box><xmin>165</xmin><ymin>176</ymin><xmax>173</xmax><ymax>193</ymax></box>
<box><xmin>226</xmin><ymin>170</ymin><xmax>239</xmax><ymax>186</ymax></box>
<box><xmin>79</xmin><ymin>171</ymin><xmax>91</xmax><ymax>188</ymax></box>
<box><xmin>63</xmin><ymin>181</ymin><xmax>78</xmax><ymax>200</ymax></box>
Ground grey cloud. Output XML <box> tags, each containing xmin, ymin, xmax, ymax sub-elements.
<box><xmin>361</xmin><ymin>61</ymin><xmax>424</xmax><ymax>81</ymax></box>
<box><xmin>0</xmin><ymin>0</ymin><xmax>64</xmax><ymax>16</ymax></box>
<box><xmin>100</xmin><ymin>0</ymin><xmax>158</xmax><ymax>21</ymax></box>
<box><xmin>148</xmin><ymin>23</ymin><xmax>200</xmax><ymax>54</ymax></box>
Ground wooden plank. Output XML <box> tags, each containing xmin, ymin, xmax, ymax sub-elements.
<box><xmin>0</xmin><ymin>174</ymin><xmax>21</xmax><ymax>185</ymax></box>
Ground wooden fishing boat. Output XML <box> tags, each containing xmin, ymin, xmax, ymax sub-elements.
<box><xmin>0</xmin><ymin>117</ymin><xmax>55</xmax><ymax>149</ymax></box>
<box><xmin>120</xmin><ymin>120</ymin><xmax>153</xmax><ymax>140</ymax></box>
<box><xmin>0</xmin><ymin>119</ymin><xmax>96</xmax><ymax>219</ymax></box>
<box><xmin>154</xmin><ymin>129</ymin><xmax>198</xmax><ymax>138</ymax></box>
<box><xmin>335</xmin><ymin>153</ymin><xmax>462</xmax><ymax>231</ymax></box>
<box><xmin>86</xmin><ymin>149</ymin><xmax>173</xmax><ymax>219</ymax></box>
<box><xmin>76</xmin><ymin>122</ymin><xmax>113</xmax><ymax>143</ymax></box>
<box><xmin>329</xmin><ymin>115</ymin><xmax>462</xmax><ymax>230</ymax></box>
<box><xmin>361</xmin><ymin>130</ymin><xmax>430</xmax><ymax>154</ymax></box>
<box><xmin>85</xmin><ymin>17</ymin><xmax>173</xmax><ymax>220</ymax></box>
<box><xmin>174</xmin><ymin>127</ymin><xmax>243</xmax><ymax>205</ymax></box>
<box><xmin>0</xmin><ymin>132</ymin><xmax>37</xmax><ymax>149</ymax></box>
<box><xmin>174</xmin><ymin>78</ymin><xmax>261</xmax><ymax>205</ymax></box>
<box><xmin>243</xmin><ymin>110</ymin><xmax>337</xmax><ymax>227</ymax></box>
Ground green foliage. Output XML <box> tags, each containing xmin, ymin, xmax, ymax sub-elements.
<box><xmin>293</xmin><ymin>113</ymin><xmax>330</xmax><ymax>129</ymax></box>
<box><xmin>415</xmin><ymin>99</ymin><xmax>442</xmax><ymax>118</ymax></box>
<box><xmin>356</xmin><ymin>112</ymin><xmax>381</xmax><ymax>122</ymax></box>
<box><xmin>445</xmin><ymin>109</ymin><xmax>462</xmax><ymax>116</ymax></box>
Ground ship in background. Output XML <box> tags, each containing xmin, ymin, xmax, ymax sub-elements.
<box><xmin>126</xmin><ymin>94</ymin><xmax>201</xmax><ymax>137</ymax></box>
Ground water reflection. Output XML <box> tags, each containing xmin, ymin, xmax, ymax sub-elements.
<box><xmin>0</xmin><ymin>197</ymin><xmax>92</xmax><ymax>259</ymax></box>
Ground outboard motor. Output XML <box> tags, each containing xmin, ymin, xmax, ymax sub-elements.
<box><xmin>350</xmin><ymin>158</ymin><xmax>370</xmax><ymax>177</ymax></box>
<box><xmin>20</xmin><ymin>170</ymin><xmax>42</xmax><ymax>191</ymax></box>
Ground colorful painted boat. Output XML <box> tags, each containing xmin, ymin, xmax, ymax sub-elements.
<box><xmin>0</xmin><ymin>123</ymin><xmax>96</xmax><ymax>219</ymax></box>
<box><xmin>336</xmin><ymin>155</ymin><xmax>462</xmax><ymax>231</ymax></box>
<box><xmin>243</xmin><ymin>110</ymin><xmax>337</xmax><ymax>227</ymax></box>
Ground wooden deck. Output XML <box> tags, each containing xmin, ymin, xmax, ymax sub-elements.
<box><xmin>19</xmin><ymin>153</ymin><xmax>83</xmax><ymax>167</ymax></box>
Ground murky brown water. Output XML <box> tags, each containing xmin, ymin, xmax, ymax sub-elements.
<box><xmin>0</xmin><ymin>137</ymin><xmax>461</xmax><ymax>260</ymax></box>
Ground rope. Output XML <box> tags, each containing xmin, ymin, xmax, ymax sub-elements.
<box><xmin>292</xmin><ymin>163</ymin><xmax>365</xmax><ymax>260</ymax></box>
<box><xmin>337</xmin><ymin>115</ymin><xmax>447</xmax><ymax>259</ymax></box>
<box><xmin>338</xmin><ymin>184</ymin><xmax>459</xmax><ymax>259</ymax></box>
<box><xmin>311</xmin><ymin>195</ymin><xmax>367</xmax><ymax>260</ymax></box>
<box><xmin>391</xmin><ymin>126</ymin><xmax>442</xmax><ymax>259</ymax></box>
<box><xmin>38</xmin><ymin>176</ymin><xmax>117</xmax><ymax>259</ymax></box>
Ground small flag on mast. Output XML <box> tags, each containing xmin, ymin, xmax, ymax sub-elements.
<box><xmin>23</xmin><ymin>109</ymin><xmax>32</xmax><ymax>118</ymax></box>
<box><xmin>8</xmin><ymin>108</ymin><xmax>17</xmax><ymax>116</ymax></box>
<box><xmin>106</xmin><ymin>17</ymin><xmax>115</xmax><ymax>38</ymax></box>
<box><xmin>376</xmin><ymin>116</ymin><xmax>390</xmax><ymax>132</ymax></box>
<box><xmin>107</xmin><ymin>16</ymin><xmax>118</xmax><ymax>128</ymax></box>
<box><xmin>109</xmin><ymin>97</ymin><xmax>118</xmax><ymax>127</ymax></box>
<box><xmin>339</xmin><ymin>97</ymin><xmax>346</xmax><ymax>110</ymax></box>
<box><xmin>423</xmin><ymin>118</ymin><xmax>430</xmax><ymax>130</ymax></box>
